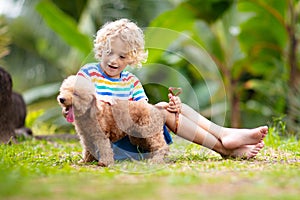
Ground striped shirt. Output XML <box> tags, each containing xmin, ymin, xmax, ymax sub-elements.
<box><xmin>77</xmin><ymin>63</ymin><xmax>148</xmax><ymax>102</ymax></box>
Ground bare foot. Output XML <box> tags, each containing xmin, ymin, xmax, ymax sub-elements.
<box><xmin>221</xmin><ymin>126</ymin><xmax>268</xmax><ymax>149</ymax></box>
<box><xmin>222</xmin><ymin>141</ymin><xmax>265</xmax><ymax>159</ymax></box>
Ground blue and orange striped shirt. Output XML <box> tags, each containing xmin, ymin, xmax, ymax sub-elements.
<box><xmin>77</xmin><ymin>63</ymin><xmax>148</xmax><ymax>102</ymax></box>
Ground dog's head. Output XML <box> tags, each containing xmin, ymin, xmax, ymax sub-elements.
<box><xmin>57</xmin><ymin>75</ymin><xmax>96</xmax><ymax>121</ymax></box>
<box><xmin>57</xmin><ymin>75</ymin><xmax>76</xmax><ymax>123</ymax></box>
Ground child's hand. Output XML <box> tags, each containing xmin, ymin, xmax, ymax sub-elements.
<box><xmin>167</xmin><ymin>93</ymin><xmax>182</xmax><ymax>113</ymax></box>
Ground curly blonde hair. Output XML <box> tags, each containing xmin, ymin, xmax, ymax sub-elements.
<box><xmin>94</xmin><ymin>18</ymin><xmax>148</xmax><ymax>68</ymax></box>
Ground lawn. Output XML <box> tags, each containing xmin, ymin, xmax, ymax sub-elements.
<box><xmin>0</xmin><ymin>126</ymin><xmax>299</xmax><ymax>200</ymax></box>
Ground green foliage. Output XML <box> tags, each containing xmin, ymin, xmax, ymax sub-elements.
<box><xmin>0</xmin><ymin>16</ymin><xmax>10</xmax><ymax>63</ymax></box>
<box><xmin>146</xmin><ymin>2</ymin><xmax>246</xmax><ymax>125</ymax></box>
<box><xmin>25</xmin><ymin>107</ymin><xmax>74</xmax><ymax>135</ymax></box>
<box><xmin>182</xmin><ymin>0</ymin><xmax>234</xmax><ymax>23</ymax></box>
<box><xmin>144</xmin><ymin>0</ymin><xmax>300</xmax><ymax>131</ymax></box>
<box><xmin>35</xmin><ymin>0</ymin><xmax>92</xmax><ymax>56</ymax></box>
<box><xmin>23</xmin><ymin>82</ymin><xmax>61</xmax><ymax>104</ymax></box>
<box><xmin>52</xmin><ymin>0</ymin><xmax>88</xmax><ymax>22</ymax></box>
<box><xmin>1</xmin><ymin>0</ymin><xmax>300</xmax><ymax>133</ymax></box>
<box><xmin>238</xmin><ymin>0</ymin><xmax>287</xmax><ymax>72</ymax></box>
<box><xmin>146</xmin><ymin>0</ymin><xmax>234</xmax><ymax>63</ymax></box>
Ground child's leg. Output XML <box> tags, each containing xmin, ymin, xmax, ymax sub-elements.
<box><xmin>164</xmin><ymin>110</ymin><xmax>265</xmax><ymax>159</ymax></box>
<box><xmin>180</xmin><ymin>104</ymin><xmax>268</xmax><ymax>149</ymax></box>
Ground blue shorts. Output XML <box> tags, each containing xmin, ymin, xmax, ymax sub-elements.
<box><xmin>112</xmin><ymin>125</ymin><xmax>172</xmax><ymax>160</ymax></box>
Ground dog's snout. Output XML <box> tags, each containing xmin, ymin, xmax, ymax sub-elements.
<box><xmin>59</xmin><ymin>97</ymin><xmax>65</xmax><ymax>104</ymax></box>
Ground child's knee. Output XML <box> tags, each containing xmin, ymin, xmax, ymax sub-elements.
<box><xmin>155</xmin><ymin>101</ymin><xmax>168</xmax><ymax>107</ymax></box>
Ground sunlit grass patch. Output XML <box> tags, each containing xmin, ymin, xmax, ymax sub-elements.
<box><xmin>0</xmin><ymin>128</ymin><xmax>300</xmax><ymax>200</ymax></box>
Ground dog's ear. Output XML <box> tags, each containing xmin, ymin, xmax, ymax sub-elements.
<box><xmin>75</xmin><ymin>75</ymin><xmax>95</xmax><ymax>94</ymax></box>
<box><xmin>89</xmin><ymin>95</ymin><xmax>98</xmax><ymax>118</ymax></box>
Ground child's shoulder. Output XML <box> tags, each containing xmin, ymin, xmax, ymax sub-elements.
<box><xmin>121</xmin><ymin>70</ymin><xmax>140</xmax><ymax>80</ymax></box>
<box><xmin>80</xmin><ymin>63</ymin><xmax>99</xmax><ymax>71</ymax></box>
<box><xmin>80</xmin><ymin>63</ymin><xmax>101</xmax><ymax>75</ymax></box>
<box><xmin>77</xmin><ymin>63</ymin><xmax>101</xmax><ymax>78</ymax></box>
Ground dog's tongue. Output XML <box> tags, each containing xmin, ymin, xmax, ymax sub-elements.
<box><xmin>66</xmin><ymin>106</ymin><xmax>74</xmax><ymax>123</ymax></box>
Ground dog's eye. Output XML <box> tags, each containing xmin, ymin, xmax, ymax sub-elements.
<box><xmin>73</xmin><ymin>92</ymin><xmax>79</xmax><ymax>97</ymax></box>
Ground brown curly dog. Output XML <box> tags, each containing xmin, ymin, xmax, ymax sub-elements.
<box><xmin>57</xmin><ymin>75</ymin><xmax>169</xmax><ymax>166</ymax></box>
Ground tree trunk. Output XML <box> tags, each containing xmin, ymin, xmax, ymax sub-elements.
<box><xmin>0</xmin><ymin>67</ymin><xmax>16</xmax><ymax>144</ymax></box>
<box><xmin>0</xmin><ymin>101</ymin><xmax>16</xmax><ymax>144</ymax></box>
<box><xmin>230</xmin><ymin>80</ymin><xmax>241</xmax><ymax>128</ymax></box>
<box><xmin>287</xmin><ymin>0</ymin><xmax>300</xmax><ymax>132</ymax></box>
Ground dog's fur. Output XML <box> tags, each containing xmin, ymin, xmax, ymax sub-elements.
<box><xmin>57</xmin><ymin>75</ymin><xmax>169</xmax><ymax>166</ymax></box>
<box><xmin>0</xmin><ymin>67</ymin><xmax>32</xmax><ymax>144</ymax></box>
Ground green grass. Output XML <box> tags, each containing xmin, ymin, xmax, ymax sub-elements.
<box><xmin>1</xmin><ymin>128</ymin><xmax>300</xmax><ymax>200</ymax></box>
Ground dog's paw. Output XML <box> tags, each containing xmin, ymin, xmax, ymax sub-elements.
<box><xmin>149</xmin><ymin>147</ymin><xmax>169</xmax><ymax>164</ymax></box>
<box><xmin>97</xmin><ymin>162</ymin><xmax>107</xmax><ymax>167</ymax></box>
<box><xmin>149</xmin><ymin>156</ymin><xmax>166</xmax><ymax>164</ymax></box>
<box><xmin>78</xmin><ymin>159</ymin><xmax>89</xmax><ymax>164</ymax></box>
<box><xmin>79</xmin><ymin>158</ymin><xmax>95</xmax><ymax>164</ymax></box>
<box><xmin>97</xmin><ymin>160</ymin><xmax>114</xmax><ymax>167</ymax></box>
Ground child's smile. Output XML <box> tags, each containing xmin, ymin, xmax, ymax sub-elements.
<box><xmin>108</xmin><ymin>64</ymin><xmax>118</xmax><ymax>69</ymax></box>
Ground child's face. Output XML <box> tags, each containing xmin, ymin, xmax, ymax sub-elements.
<box><xmin>100</xmin><ymin>36</ymin><xmax>133</xmax><ymax>79</ymax></box>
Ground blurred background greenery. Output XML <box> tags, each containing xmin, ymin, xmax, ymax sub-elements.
<box><xmin>0</xmin><ymin>0</ymin><xmax>299</xmax><ymax>137</ymax></box>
